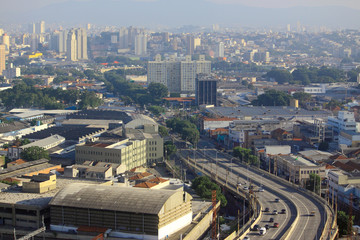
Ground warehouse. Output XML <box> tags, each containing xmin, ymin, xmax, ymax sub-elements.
<box><xmin>49</xmin><ymin>183</ymin><xmax>193</xmax><ymax>240</ymax></box>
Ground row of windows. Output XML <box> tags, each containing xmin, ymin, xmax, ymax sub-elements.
<box><xmin>301</xmin><ymin>170</ymin><xmax>319</xmax><ymax>174</ymax></box>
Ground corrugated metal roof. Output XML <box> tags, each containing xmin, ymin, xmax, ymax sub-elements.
<box><xmin>49</xmin><ymin>183</ymin><xmax>178</xmax><ymax>214</ymax></box>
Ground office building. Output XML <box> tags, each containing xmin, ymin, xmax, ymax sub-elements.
<box><xmin>148</xmin><ymin>55</ymin><xmax>210</xmax><ymax>93</ymax></box>
<box><xmin>75</xmin><ymin>138</ymin><xmax>146</xmax><ymax>171</ymax></box>
<box><xmin>196</xmin><ymin>74</ymin><xmax>217</xmax><ymax>106</ymax></box>
<box><xmin>328</xmin><ymin>111</ymin><xmax>357</xmax><ymax>133</ymax></box>
<box><xmin>186</xmin><ymin>34</ymin><xmax>194</xmax><ymax>55</ymax></box>
<box><xmin>28</xmin><ymin>23</ymin><xmax>36</xmax><ymax>34</ymax></box>
<box><xmin>66</xmin><ymin>28</ymin><xmax>88</xmax><ymax>61</ymax></box>
<box><xmin>124</xmin><ymin>117</ymin><xmax>164</xmax><ymax>164</ymax></box>
<box><xmin>51</xmin><ymin>30</ymin><xmax>67</xmax><ymax>53</ymax></box>
<box><xmin>217</xmin><ymin>42</ymin><xmax>224</xmax><ymax>58</ymax></box>
<box><xmin>0</xmin><ymin>45</ymin><xmax>5</xmax><ymax>76</ymax></box>
<box><xmin>1</xmin><ymin>34</ymin><xmax>10</xmax><ymax>54</ymax></box>
<box><xmin>36</xmin><ymin>21</ymin><xmax>45</xmax><ymax>34</ymax></box>
<box><xmin>135</xmin><ymin>33</ymin><xmax>147</xmax><ymax>56</ymax></box>
<box><xmin>118</xmin><ymin>27</ymin><xmax>129</xmax><ymax>49</ymax></box>
<box><xmin>50</xmin><ymin>183</ymin><xmax>193</xmax><ymax>240</ymax></box>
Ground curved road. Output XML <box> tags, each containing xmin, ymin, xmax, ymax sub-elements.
<box><xmin>179</xmin><ymin>146</ymin><xmax>327</xmax><ymax>240</ymax></box>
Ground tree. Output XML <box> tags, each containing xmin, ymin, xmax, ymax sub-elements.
<box><xmin>192</xmin><ymin>176</ymin><xmax>227</xmax><ymax>207</ymax></box>
<box><xmin>318</xmin><ymin>141</ymin><xmax>329</xmax><ymax>151</ymax></box>
<box><xmin>148</xmin><ymin>105</ymin><xmax>165</xmax><ymax>117</ymax></box>
<box><xmin>264</xmin><ymin>69</ymin><xmax>293</xmax><ymax>84</ymax></box>
<box><xmin>337</xmin><ymin>211</ymin><xmax>354</xmax><ymax>237</ymax></box>
<box><xmin>252</xmin><ymin>89</ymin><xmax>292</xmax><ymax>106</ymax></box>
<box><xmin>20</xmin><ymin>146</ymin><xmax>49</xmax><ymax>161</ymax></box>
<box><xmin>148</xmin><ymin>83</ymin><xmax>168</xmax><ymax>99</ymax></box>
<box><xmin>159</xmin><ymin>126</ymin><xmax>169</xmax><ymax>137</ymax></box>
<box><xmin>164</xmin><ymin>141</ymin><xmax>177</xmax><ymax>159</ymax></box>
<box><xmin>306</xmin><ymin>173</ymin><xmax>321</xmax><ymax>194</ymax></box>
<box><xmin>293</xmin><ymin>92</ymin><xmax>312</xmax><ymax>108</ymax></box>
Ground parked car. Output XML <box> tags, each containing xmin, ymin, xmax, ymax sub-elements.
<box><xmin>281</xmin><ymin>209</ymin><xmax>286</xmax><ymax>214</ymax></box>
<box><xmin>243</xmin><ymin>236</ymin><xmax>250</xmax><ymax>240</ymax></box>
<box><xmin>269</xmin><ymin>218</ymin><xmax>274</xmax><ymax>223</ymax></box>
<box><xmin>243</xmin><ymin>186</ymin><xmax>249</xmax><ymax>190</ymax></box>
<box><xmin>273</xmin><ymin>209</ymin><xmax>278</xmax><ymax>215</ymax></box>
<box><xmin>264</xmin><ymin>207</ymin><xmax>270</xmax><ymax>212</ymax></box>
<box><xmin>264</xmin><ymin>224</ymin><xmax>270</xmax><ymax>230</ymax></box>
<box><xmin>274</xmin><ymin>222</ymin><xmax>280</xmax><ymax>228</ymax></box>
<box><xmin>310</xmin><ymin>211</ymin><xmax>315</xmax><ymax>216</ymax></box>
<box><xmin>275</xmin><ymin>198</ymin><xmax>280</xmax><ymax>202</ymax></box>
<box><xmin>259</xmin><ymin>227</ymin><xmax>267</xmax><ymax>235</ymax></box>
<box><xmin>258</xmin><ymin>188</ymin><xmax>265</xmax><ymax>192</ymax></box>
<box><xmin>253</xmin><ymin>224</ymin><xmax>260</xmax><ymax>231</ymax></box>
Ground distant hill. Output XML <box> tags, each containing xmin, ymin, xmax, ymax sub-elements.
<box><xmin>1</xmin><ymin>0</ymin><xmax>360</xmax><ymax>29</ymax></box>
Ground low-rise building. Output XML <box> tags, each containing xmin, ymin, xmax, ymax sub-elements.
<box><xmin>75</xmin><ymin>139</ymin><xmax>147</xmax><ymax>171</ymax></box>
<box><xmin>49</xmin><ymin>183</ymin><xmax>193</xmax><ymax>240</ymax></box>
<box><xmin>270</xmin><ymin>154</ymin><xmax>326</xmax><ymax>184</ymax></box>
<box><xmin>8</xmin><ymin>134</ymin><xmax>65</xmax><ymax>160</ymax></box>
<box><xmin>22</xmin><ymin>173</ymin><xmax>57</xmax><ymax>193</ymax></box>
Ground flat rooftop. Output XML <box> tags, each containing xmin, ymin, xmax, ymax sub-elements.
<box><xmin>279</xmin><ymin>155</ymin><xmax>317</xmax><ymax>167</ymax></box>
<box><xmin>0</xmin><ymin>178</ymin><xmax>103</xmax><ymax>208</ymax></box>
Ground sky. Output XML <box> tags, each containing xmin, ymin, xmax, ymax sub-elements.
<box><xmin>3</xmin><ymin>0</ymin><xmax>360</xmax><ymax>11</ymax></box>
<box><xmin>1</xmin><ymin>0</ymin><xmax>360</xmax><ymax>28</ymax></box>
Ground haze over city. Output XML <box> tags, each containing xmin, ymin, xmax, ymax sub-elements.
<box><xmin>2</xmin><ymin>0</ymin><xmax>360</xmax><ymax>28</ymax></box>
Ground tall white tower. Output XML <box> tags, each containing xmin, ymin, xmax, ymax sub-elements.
<box><xmin>135</xmin><ymin>33</ymin><xmax>147</xmax><ymax>56</ymax></box>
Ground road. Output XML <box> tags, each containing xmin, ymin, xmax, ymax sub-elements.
<box><xmin>179</xmin><ymin>143</ymin><xmax>328</xmax><ymax>240</ymax></box>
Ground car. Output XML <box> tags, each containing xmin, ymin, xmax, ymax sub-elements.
<box><xmin>273</xmin><ymin>209</ymin><xmax>278</xmax><ymax>215</ymax></box>
<box><xmin>237</xmin><ymin>183</ymin><xmax>242</xmax><ymax>187</ymax></box>
<box><xmin>264</xmin><ymin>207</ymin><xmax>270</xmax><ymax>212</ymax></box>
<box><xmin>275</xmin><ymin>198</ymin><xmax>280</xmax><ymax>202</ymax></box>
<box><xmin>281</xmin><ymin>209</ymin><xmax>286</xmax><ymax>214</ymax></box>
<box><xmin>259</xmin><ymin>227</ymin><xmax>267</xmax><ymax>235</ymax></box>
<box><xmin>274</xmin><ymin>222</ymin><xmax>280</xmax><ymax>228</ymax></box>
<box><xmin>258</xmin><ymin>188</ymin><xmax>265</xmax><ymax>192</ymax></box>
<box><xmin>310</xmin><ymin>211</ymin><xmax>315</xmax><ymax>216</ymax></box>
<box><xmin>252</xmin><ymin>224</ymin><xmax>260</xmax><ymax>231</ymax></box>
<box><xmin>269</xmin><ymin>218</ymin><xmax>274</xmax><ymax>223</ymax></box>
<box><xmin>264</xmin><ymin>224</ymin><xmax>270</xmax><ymax>230</ymax></box>
<box><xmin>243</xmin><ymin>186</ymin><xmax>249</xmax><ymax>190</ymax></box>
<box><xmin>243</xmin><ymin>236</ymin><xmax>250</xmax><ymax>240</ymax></box>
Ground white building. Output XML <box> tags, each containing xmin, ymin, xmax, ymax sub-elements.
<box><xmin>66</xmin><ymin>28</ymin><xmax>87</xmax><ymax>61</ymax></box>
<box><xmin>217</xmin><ymin>42</ymin><xmax>224</xmax><ymax>58</ymax></box>
<box><xmin>147</xmin><ymin>55</ymin><xmax>210</xmax><ymax>93</ymax></box>
<box><xmin>135</xmin><ymin>33</ymin><xmax>147</xmax><ymax>56</ymax></box>
<box><xmin>328</xmin><ymin>111</ymin><xmax>357</xmax><ymax>133</ymax></box>
<box><xmin>304</xmin><ymin>84</ymin><xmax>326</xmax><ymax>94</ymax></box>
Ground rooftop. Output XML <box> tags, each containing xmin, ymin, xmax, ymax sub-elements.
<box><xmin>279</xmin><ymin>155</ymin><xmax>317</xmax><ymax>167</ymax></box>
<box><xmin>49</xmin><ymin>183</ymin><xmax>185</xmax><ymax>215</ymax></box>
<box><xmin>0</xmin><ymin>178</ymin><xmax>102</xmax><ymax>207</ymax></box>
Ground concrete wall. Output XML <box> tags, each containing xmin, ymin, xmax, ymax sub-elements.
<box><xmin>158</xmin><ymin>212</ymin><xmax>192</xmax><ymax>239</ymax></box>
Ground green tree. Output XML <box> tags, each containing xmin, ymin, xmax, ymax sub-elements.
<box><xmin>306</xmin><ymin>173</ymin><xmax>321</xmax><ymax>194</ymax></box>
<box><xmin>20</xmin><ymin>146</ymin><xmax>49</xmax><ymax>161</ymax></box>
<box><xmin>264</xmin><ymin>69</ymin><xmax>293</xmax><ymax>84</ymax></box>
<box><xmin>148</xmin><ymin>105</ymin><xmax>165</xmax><ymax>117</ymax></box>
<box><xmin>252</xmin><ymin>89</ymin><xmax>292</xmax><ymax>106</ymax></box>
<box><xmin>318</xmin><ymin>141</ymin><xmax>329</xmax><ymax>151</ymax></box>
<box><xmin>337</xmin><ymin>211</ymin><xmax>354</xmax><ymax>237</ymax></box>
<box><xmin>148</xmin><ymin>83</ymin><xmax>168</xmax><ymax>99</ymax></box>
<box><xmin>164</xmin><ymin>141</ymin><xmax>177</xmax><ymax>159</ymax></box>
<box><xmin>233</xmin><ymin>147</ymin><xmax>258</xmax><ymax>165</ymax></box>
<box><xmin>192</xmin><ymin>176</ymin><xmax>227</xmax><ymax>207</ymax></box>
<box><xmin>159</xmin><ymin>126</ymin><xmax>169</xmax><ymax>137</ymax></box>
<box><xmin>293</xmin><ymin>92</ymin><xmax>312</xmax><ymax>108</ymax></box>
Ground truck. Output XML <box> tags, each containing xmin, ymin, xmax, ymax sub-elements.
<box><xmin>259</xmin><ymin>227</ymin><xmax>267</xmax><ymax>235</ymax></box>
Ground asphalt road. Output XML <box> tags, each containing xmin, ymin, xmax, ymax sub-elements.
<box><xmin>178</xmin><ymin>144</ymin><xmax>328</xmax><ymax>240</ymax></box>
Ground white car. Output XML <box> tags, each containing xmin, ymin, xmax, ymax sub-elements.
<box><xmin>258</xmin><ymin>188</ymin><xmax>265</xmax><ymax>192</ymax></box>
<box><xmin>243</xmin><ymin>186</ymin><xmax>249</xmax><ymax>190</ymax></box>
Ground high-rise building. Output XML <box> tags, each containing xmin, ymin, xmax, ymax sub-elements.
<box><xmin>0</xmin><ymin>29</ymin><xmax>4</xmax><ymax>36</ymax></box>
<box><xmin>36</xmin><ymin>21</ymin><xmax>45</xmax><ymax>34</ymax></box>
<box><xmin>66</xmin><ymin>31</ymin><xmax>77</xmax><ymax>61</ymax></box>
<box><xmin>217</xmin><ymin>42</ymin><xmax>225</xmax><ymax>58</ymax></box>
<box><xmin>118</xmin><ymin>27</ymin><xmax>129</xmax><ymax>49</ymax></box>
<box><xmin>0</xmin><ymin>45</ymin><xmax>5</xmax><ymax>76</ymax></box>
<box><xmin>196</xmin><ymin>74</ymin><xmax>217</xmax><ymax>106</ymax></box>
<box><xmin>28</xmin><ymin>23</ymin><xmax>36</xmax><ymax>34</ymax></box>
<box><xmin>66</xmin><ymin>28</ymin><xmax>87</xmax><ymax>61</ymax></box>
<box><xmin>194</xmin><ymin>37</ymin><xmax>201</xmax><ymax>49</ymax></box>
<box><xmin>148</xmin><ymin>55</ymin><xmax>211</xmax><ymax>93</ymax></box>
<box><xmin>1</xmin><ymin>34</ymin><xmax>10</xmax><ymax>54</ymax></box>
<box><xmin>186</xmin><ymin>35</ymin><xmax>194</xmax><ymax>55</ymax></box>
<box><xmin>135</xmin><ymin>33</ymin><xmax>147</xmax><ymax>56</ymax></box>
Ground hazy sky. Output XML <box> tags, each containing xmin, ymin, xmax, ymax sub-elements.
<box><xmin>3</xmin><ymin>0</ymin><xmax>360</xmax><ymax>12</ymax></box>
<box><xmin>2</xmin><ymin>0</ymin><xmax>360</xmax><ymax>28</ymax></box>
